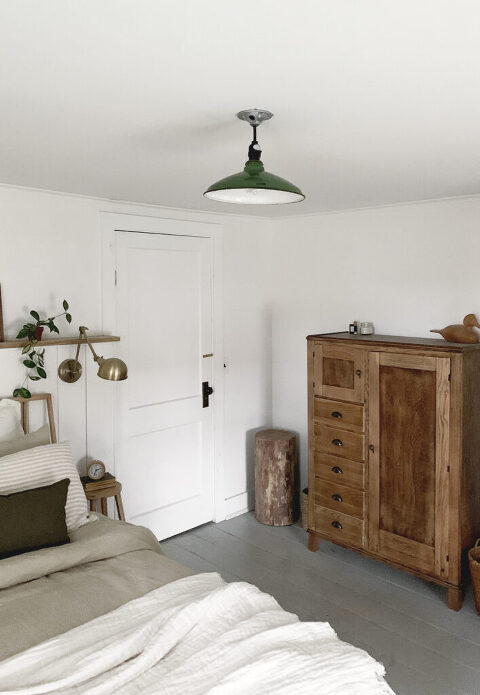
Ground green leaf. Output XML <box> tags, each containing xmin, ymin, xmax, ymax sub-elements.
<box><xmin>37</xmin><ymin>367</ymin><xmax>47</xmax><ymax>379</ymax></box>
<box><xmin>65</xmin><ymin>313</ymin><xmax>72</xmax><ymax>324</ymax></box>
<box><xmin>13</xmin><ymin>388</ymin><xmax>20</xmax><ymax>397</ymax></box>
<box><xmin>19</xmin><ymin>388</ymin><xmax>32</xmax><ymax>399</ymax></box>
<box><xmin>30</xmin><ymin>310</ymin><xmax>40</xmax><ymax>321</ymax></box>
<box><xmin>16</xmin><ymin>327</ymin><xmax>29</xmax><ymax>339</ymax></box>
<box><xmin>29</xmin><ymin>375</ymin><xmax>41</xmax><ymax>381</ymax></box>
<box><xmin>22</xmin><ymin>344</ymin><xmax>32</xmax><ymax>354</ymax></box>
<box><xmin>23</xmin><ymin>359</ymin><xmax>36</xmax><ymax>368</ymax></box>
<box><xmin>29</xmin><ymin>351</ymin><xmax>35</xmax><ymax>359</ymax></box>
<box><xmin>63</xmin><ymin>300</ymin><xmax>69</xmax><ymax>311</ymax></box>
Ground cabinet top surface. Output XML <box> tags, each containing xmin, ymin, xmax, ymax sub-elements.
<box><xmin>306</xmin><ymin>331</ymin><xmax>480</xmax><ymax>352</ymax></box>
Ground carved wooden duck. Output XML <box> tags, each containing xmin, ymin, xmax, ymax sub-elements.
<box><xmin>431</xmin><ymin>314</ymin><xmax>480</xmax><ymax>344</ymax></box>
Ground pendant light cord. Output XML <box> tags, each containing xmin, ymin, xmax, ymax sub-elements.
<box><xmin>248</xmin><ymin>124</ymin><xmax>262</xmax><ymax>161</ymax></box>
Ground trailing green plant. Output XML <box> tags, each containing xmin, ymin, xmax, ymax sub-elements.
<box><xmin>13</xmin><ymin>300</ymin><xmax>72</xmax><ymax>399</ymax></box>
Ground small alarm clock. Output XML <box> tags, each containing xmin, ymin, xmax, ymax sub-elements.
<box><xmin>86</xmin><ymin>460</ymin><xmax>106</xmax><ymax>481</ymax></box>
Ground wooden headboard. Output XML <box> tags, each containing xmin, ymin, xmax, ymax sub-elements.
<box><xmin>13</xmin><ymin>393</ymin><xmax>57</xmax><ymax>443</ymax></box>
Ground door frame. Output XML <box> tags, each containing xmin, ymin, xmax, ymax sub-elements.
<box><xmin>100</xmin><ymin>211</ymin><xmax>226</xmax><ymax>522</ymax></box>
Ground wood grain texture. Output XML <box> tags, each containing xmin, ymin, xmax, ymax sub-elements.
<box><xmin>368</xmin><ymin>352</ymin><xmax>380</xmax><ymax>553</ymax></box>
<box><xmin>314</xmin><ymin>452</ymin><xmax>365</xmax><ymax>490</ymax></box>
<box><xmin>255</xmin><ymin>430</ymin><xmax>297</xmax><ymax>526</ymax></box>
<box><xmin>323</xmin><ymin>356</ymin><xmax>354</xmax><ymax>389</ymax></box>
<box><xmin>308</xmin><ymin>334</ymin><xmax>480</xmax><ymax>609</ymax></box>
<box><xmin>0</xmin><ymin>335</ymin><xmax>120</xmax><ymax>349</ymax></box>
<box><xmin>313</xmin><ymin>343</ymin><xmax>365</xmax><ymax>403</ymax></box>
<box><xmin>307</xmin><ymin>332</ymin><xmax>477</xmax><ymax>352</ymax></box>
<box><xmin>313</xmin><ymin>397</ymin><xmax>364</xmax><ymax>431</ymax></box>
<box><xmin>314</xmin><ymin>505</ymin><xmax>364</xmax><ymax>547</ymax></box>
<box><xmin>314</xmin><ymin>478</ymin><xmax>364</xmax><ymax>518</ymax></box>
<box><xmin>378</xmin><ymin>363</ymin><xmax>436</xmax><ymax>547</ymax></box>
<box><xmin>16</xmin><ymin>392</ymin><xmax>57</xmax><ymax>443</ymax></box>
<box><xmin>434</xmin><ymin>358</ymin><xmax>451</xmax><ymax>579</ymax></box>
<box><xmin>314</xmin><ymin>423</ymin><xmax>365</xmax><ymax>462</ymax></box>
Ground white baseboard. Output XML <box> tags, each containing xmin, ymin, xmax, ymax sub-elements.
<box><xmin>223</xmin><ymin>489</ymin><xmax>254</xmax><ymax>520</ymax></box>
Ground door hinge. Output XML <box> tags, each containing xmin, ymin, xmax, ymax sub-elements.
<box><xmin>447</xmin><ymin>465</ymin><xmax>450</xmax><ymax>473</ymax></box>
<box><xmin>446</xmin><ymin>554</ymin><xmax>449</xmax><ymax>562</ymax></box>
<box><xmin>313</xmin><ymin>351</ymin><xmax>315</xmax><ymax>357</ymax></box>
<box><xmin>313</xmin><ymin>381</ymin><xmax>315</xmax><ymax>388</ymax></box>
<box><xmin>448</xmin><ymin>373</ymin><xmax>451</xmax><ymax>381</ymax></box>
<box><xmin>115</xmin><ymin>269</ymin><xmax>117</xmax><ymax>286</ymax></box>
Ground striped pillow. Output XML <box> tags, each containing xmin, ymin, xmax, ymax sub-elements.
<box><xmin>0</xmin><ymin>442</ymin><xmax>89</xmax><ymax>531</ymax></box>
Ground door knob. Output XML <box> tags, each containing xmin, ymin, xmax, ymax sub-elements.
<box><xmin>202</xmin><ymin>381</ymin><xmax>214</xmax><ymax>408</ymax></box>
<box><xmin>356</xmin><ymin>369</ymin><xmax>362</xmax><ymax>377</ymax></box>
<box><xmin>331</xmin><ymin>438</ymin><xmax>344</xmax><ymax>447</ymax></box>
<box><xmin>331</xmin><ymin>494</ymin><xmax>343</xmax><ymax>503</ymax></box>
<box><xmin>331</xmin><ymin>411</ymin><xmax>343</xmax><ymax>419</ymax></box>
<box><xmin>331</xmin><ymin>521</ymin><xmax>343</xmax><ymax>530</ymax></box>
<box><xmin>331</xmin><ymin>466</ymin><xmax>343</xmax><ymax>475</ymax></box>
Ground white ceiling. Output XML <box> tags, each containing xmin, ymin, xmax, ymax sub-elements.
<box><xmin>0</xmin><ymin>0</ymin><xmax>479</xmax><ymax>217</ymax></box>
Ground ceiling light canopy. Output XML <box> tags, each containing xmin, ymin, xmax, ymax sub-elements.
<box><xmin>204</xmin><ymin>109</ymin><xmax>305</xmax><ymax>205</ymax></box>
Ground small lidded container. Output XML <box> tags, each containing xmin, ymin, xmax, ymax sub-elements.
<box><xmin>360</xmin><ymin>322</ymin><xmax>374</xmax><ymax>335</ymax></box>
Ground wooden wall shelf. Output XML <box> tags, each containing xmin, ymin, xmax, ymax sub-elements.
<box><xmin>0</xmin><ymin>335</ymin><xmax>120</xmax><ymax>350</ymax></box>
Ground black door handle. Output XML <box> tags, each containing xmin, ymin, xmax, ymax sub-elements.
<box><xmin>331</xmin><ymin>411</ymin><xmax>343</xmax><ymax>419</ymax></box>
<box><xmin>202</xmin><ymin>381</ymin><xmax>214</xmax><ymax>408</ymax></box>
<box><xmin>331</xmin><ymin>438</ymin><xmax>344</xmax><ymax>447</ymax></box>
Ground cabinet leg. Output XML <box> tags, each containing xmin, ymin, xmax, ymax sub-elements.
<box><xmin>308</xmin><ymin>532</ymin><xmax>319</xmax><ymax>552</ymax></box>
<box><xmin>447</xmin><ymin>586</ymin><xmax>462</xmax><ymax>611</ymax></box>
<box><xmin>100</xmin><ymin>497</ymin><xmax>108</xmax><ymax>516</ymax></box>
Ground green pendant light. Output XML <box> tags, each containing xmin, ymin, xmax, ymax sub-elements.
<box><xmin>204</xmin><ymin>109</ymin><xmax>305</xmax><ymax>205</ymax></box>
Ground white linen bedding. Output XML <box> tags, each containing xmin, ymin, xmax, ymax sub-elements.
<box><xmin>0</xmin><ymin>572</ymin><xmax>394</xmax><ymax>695</ymax></box>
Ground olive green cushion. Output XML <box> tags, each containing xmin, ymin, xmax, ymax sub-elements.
<box><xmin>0</xmin><ymin>478</ymin><xmax>70</xmax><ymax>559</ymax></box>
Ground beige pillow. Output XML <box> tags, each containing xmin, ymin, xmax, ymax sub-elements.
<box><xmin>0</xmin><ymin>442</ymin><xmax>89</xmax><ymax>531</ymax></box>
<box><xmin>0</xmin><ymin>424</ymin><xmax>51</xmax><ymax>458</ymax></box>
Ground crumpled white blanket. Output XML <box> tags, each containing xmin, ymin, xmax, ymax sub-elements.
<box><xmin>0</xmin><ymin>573</ymin><xmax>394</xmax><ymax>695</ymax></box>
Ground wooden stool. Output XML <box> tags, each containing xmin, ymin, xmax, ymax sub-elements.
<box><xmin>84</xmin><ymin>482</ymin><xmax>125</xmax><ymax>521</ymax></box>
<box><xmin>255</xmin><ymin>429</ymin><xmax>297</xmax><ymax>526</ymax></box>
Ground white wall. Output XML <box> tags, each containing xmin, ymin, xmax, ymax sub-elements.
<box><xmin>271</xmin><ymin>196</ymin><xmax>480</xmax><ymax>486</ymax></box>
<box><xmin>0</xmin><ymin>184</ymin><xmax>272</xmax><ymax>517</ymax></box>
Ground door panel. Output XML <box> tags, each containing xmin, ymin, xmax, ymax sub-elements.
<box><xmin>313</xmin><ymin>344</ymin><xmax>365</xmax><ymax>403</ymax></box>
<box><xmin>379</xmin><ymin>364</ymin><xmax>436</xmax><ymax>546</ymax></box>
<box><xmin>368</xmin><ymin>352</ymin><xmax>450</xmax><ymax>577</ymax></box>
<box><xmin>116</xmin><ymin>231</ymin><xmax>214</xmax><ymax>540</ymax></box>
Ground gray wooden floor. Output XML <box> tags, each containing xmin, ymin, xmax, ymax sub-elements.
<box><xmin>161</xmin><ymin>511</ymin><xmax>480</xmax><ymax>695</ymax></box>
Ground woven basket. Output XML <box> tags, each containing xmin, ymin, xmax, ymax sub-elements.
<box><xmin>468</xmin><ymin>539</ymin><xmax>480</xmax><ymax>615</ymax></box>
<box><xmin>301</xmin><ymin>488</ymin><xmax>309</xmax><ymax>530</ymax></box>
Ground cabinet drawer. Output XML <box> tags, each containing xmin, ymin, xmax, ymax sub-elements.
<box><xmin>314</xmin><ymin>424</ymin><xmax>365</xmax><ymax>462</ymax></box>
<box><xmin>314</xmin><ymin>506</ymin><xmax>365</xmax><ymax>547</ymax></box>
<box><xmin>313</xmin><ymin>398</ymin><xmax>364</xmax><ymax>432</ymax></box>
<box><xmin>314</xmin><ymin>452</ymin><xmax>365</xmax><ymax>490</ymax></box>
<box><xmin>314</xmin><ymin>478</ymin><xmax>364</xmax><ymax>518</ymax></box>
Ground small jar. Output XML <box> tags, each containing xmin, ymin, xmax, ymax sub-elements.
<box><xmin>360</xmin><ymin>322</ymin><xmax>374</xmax><ymax>335</ymax></box>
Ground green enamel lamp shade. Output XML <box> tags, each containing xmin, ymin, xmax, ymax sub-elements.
<box><xmin>204</xmin><ymin>159</ymin><xmax>305</xmax><ymax>205</ymax></box>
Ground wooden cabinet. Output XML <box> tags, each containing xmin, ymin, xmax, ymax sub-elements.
<box><xmin>307</xmin><ymin>333</ymin><xmax>480</xmax><ymax>610</ymax></box>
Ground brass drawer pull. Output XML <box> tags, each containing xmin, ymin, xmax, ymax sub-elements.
<box><xmin>331</xmin><ymin>411</ymin><xmax>343</xmax><ymax>419</ymax></box>
<box><xmin>332</xmin><ymin>438</ymin><xmax>343</xmax><ymax>447</ymax></box>
<box><xmin>331</xmin><ymin>520</ymin><xmax>343</xmax><ymax>530</ymax></box>
<box><xmin>331</xmin><ymin>466</ymin><xmax>343</xmax><ymax>475</ymax></box>
<box><xmin>332</xmin><ymin>494</ymin><xmax>343</xmax><ymax>503</ymax></box>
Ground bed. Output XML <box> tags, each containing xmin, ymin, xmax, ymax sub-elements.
<box><xmin>0</xmin><ymin>402</ymin><xmax>394</xmax><ymax>694</ymax></box>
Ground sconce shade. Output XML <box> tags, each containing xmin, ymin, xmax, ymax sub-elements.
<box><xmin>97</xmin><ymin>357</ymin><xmax>128</xmax><ymax>381</ymax></box>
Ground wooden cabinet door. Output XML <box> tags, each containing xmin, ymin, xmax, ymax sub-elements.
<box><xmin>368</xmin><ymin>352</ymin><xmax>451</xmax><ymax>579</ymax></box>
<box><xmin>312</xmin><ymin>344</ymin><xmax>365</xmax><ymax>403</ymax></box>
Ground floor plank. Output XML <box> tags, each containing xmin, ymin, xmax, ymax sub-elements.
<box><xmin>162</xmin><ymin>512</ymin><xmax>480</xmax><ymax>695</ymax></box>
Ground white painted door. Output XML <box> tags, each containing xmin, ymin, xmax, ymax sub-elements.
<box><xmin>115</xmin><ymin>231</ymin><xmax>214</xmax><ymax>539</ymax></box>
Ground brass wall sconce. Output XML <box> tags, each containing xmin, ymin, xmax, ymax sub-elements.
<box><xmin>58</xmin><ymin>326</ymin><xmax>128</xmax><ymax>383</ymax></box>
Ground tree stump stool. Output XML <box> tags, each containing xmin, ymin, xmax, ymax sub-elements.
<box><xmin>255</xmin><ymin>429</ymin><xmax>297</xmax><ymax>526</ymax></box>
